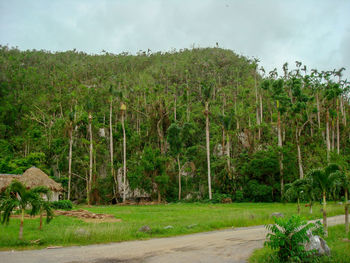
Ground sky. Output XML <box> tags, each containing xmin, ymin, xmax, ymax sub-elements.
<box><xmin>1</xmin><ymin>0</ymin><xmax>349</xmax><ymax>79</ymax></box>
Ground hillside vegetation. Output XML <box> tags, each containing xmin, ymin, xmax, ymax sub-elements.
<box><xmin>0</xmin><ymin>46</ymin><xmax>349</xmax><ymax>203</ymax></box>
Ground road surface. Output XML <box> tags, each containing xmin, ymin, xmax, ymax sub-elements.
<box><xmin>0</xmin><ymin>215</ymin><xmax>345</xmax><ymax>263</ymax></box>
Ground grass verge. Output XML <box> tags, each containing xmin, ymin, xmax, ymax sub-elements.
<box><xmin>0</xmin><ymin>202</ymin><xmax>345</xmax><ymax>250</ymax></box>
<box><xmin>249</xmin><ymin>224</ymin><xmax>350</xmax><ymax>263</ymax></box>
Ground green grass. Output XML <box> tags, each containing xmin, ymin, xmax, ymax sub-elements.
<box><xmin>0</xmin><ymin>202</ymin><xmax>345</xmax><ymax>250</ymax></box>
<box><xmin>249</xmin><ymin>225</ymin><xmax>350</xmax><ymax>263</ymax></box>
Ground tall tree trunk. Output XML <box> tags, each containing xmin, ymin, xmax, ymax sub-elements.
<box><xmin>337</xmin><ymin>99</ymin><xmax>340</xmax><ymax>154</ymax></box>
<box><xmin>174</xmin><ymin>95</ymin><xmax>177</xmax><ymax>121</ymax></box>
<box><xmin>222</xmin><ymin>129</ymin><xmax>225</xmax><ymax>156</ymax></box>
<box><xmin>255</xmin><ymin>73</ymin><xmax>261</xmax><ymax>140</ymax></box>
<box><xmin>260</xmin><ymin>93</ymin><xmax>263</xmax><ymax>124</ymax></box>
<box><xmin>226</xmin><ymin>134</ymin><xmax>231</xmax><ymax>178</ymax></box>
<box><xmin>68</xmin><ymin>126</ymin><xmax>73</xmax><ymax>200</ymax></box>
<box><xmin>309</xmin><ymin>201</ymin><xmax>313</xmax><ymax>214</ymax></box>
<box><xmin>109</xmin><ymin>100</ymin><xmax>117</xmax><ymax>199</ymax></box>
<box><xmin>326</xmin><ymin>109</ymin><xmax>330</xmax><ymax>162</ymax></box>
<box><xmin>177</xmin><ymin>154</ymin><xmax>181</xmax><ymax>200</ymax></box>
<box><xmin>297</xmin><ymin>197</ymin><xmax>300</xmax><ymax>215</ymax></box>
<box><xmin>122</xmin><ymin>111</ymin><xmax>127</xmax><ymax>203</ymax></box>
<box><xmin>88</xmin><ymin>112</ymin><xmax>93</xmax><ymax>206</ymax></box>
<box><xmin>277</xmin><ymin>109</ymin><xmax>284</xmax><ymax>197</ymax></box>
<box><xmin>205</xmin><ymin>101</ymin><xmax>212</xmax><ymax>200</ymax></box>
<box><xmin>19</xmin><ymin>209</ymin><xmax>24</xmax><ymax>240</ymax></box>
<box><xmin>316</xmin><ymin>92</ymin><xmax>321</xmax><ymax>129</ymax></box>
<box><xmin>39</xmin><ymin>212</ymin><xmax>43</xmax><ymax>230</ymax></box>
<box><xmin>297</xmin><ymin>140</ymin><xmax>303</xmax><ymax>179</ymax></box>
<box><xmin>331</xmin><ymin>121</ymin><xmax>335</xmax><ymax>151</ymax></box>
<box><xmin>186</xmin><ymin>77</ymin><xmax>190</xmax><ymax>122</ymax></box>
<box><xmin>323</xmin><ymin>191</ymin><xmax>328</xmax><ymax>237</ymax></box>
<box><xmin>86</xmin><ymin>170</ymin><xmax>89</xmax><ymax>205</ymax></box>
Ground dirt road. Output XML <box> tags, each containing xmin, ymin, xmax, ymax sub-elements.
<box><xmin>0</xmin><ymin>215</ymin><xmax>345</xmax><ymax>263</ymax></box>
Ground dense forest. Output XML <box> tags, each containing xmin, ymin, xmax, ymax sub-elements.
<box><xmin>0</xmin><ymin>46</ymin><xmax>349</xmax><ymax>204</ymax></box>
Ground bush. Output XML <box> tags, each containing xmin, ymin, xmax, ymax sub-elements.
<box><xmin>245</xmin><ymin>180</ymin><xmax>273</xmax><ymax>202</ymax></box>
<box><xmin>234</xmin><ymin>190</ymin><xmax>244</xmax><ymax>202</ymax></box>
<box><xmin>51</xmin><ymin>200</ymin><xmax>73</xmax><ymax>210</ymax></box>
<box><xmin>211</xmin><ymin>193</ymin><xmax>232</xmax><ymax>203</ymax></box>
<box><xmin>265</xmin><ymin>215</ymin><xmax>323</xmax><ymax>262</ymax></box>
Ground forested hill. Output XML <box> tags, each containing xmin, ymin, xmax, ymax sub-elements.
<box><xmin>0</xmin><ymin>46</ymin><xmax>349</xmax><ymax>203</ymax></box>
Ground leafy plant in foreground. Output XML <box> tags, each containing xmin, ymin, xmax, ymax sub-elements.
<box><xmin>265</xmin><ymin>215</ymin><xmax>323</xmax><ymax>262</ymax></box>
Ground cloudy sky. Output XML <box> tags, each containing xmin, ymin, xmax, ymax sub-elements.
<box><xmin>1</xmin><ymin>0</ymin><xmax>349</xmax><ymax>78</ymax></box>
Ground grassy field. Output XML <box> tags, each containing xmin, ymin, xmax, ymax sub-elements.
<box><xmin>0</xmin><ymin>202</ymin><xmax>346</xmax><ymax>250</ymax></box>
<box><xmin>249</xmin><ymin>224</ymin><xmax>350</xmax><ymax>263</ymax></box>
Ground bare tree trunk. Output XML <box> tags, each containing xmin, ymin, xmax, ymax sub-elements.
<box><xmin>255</xmin><ymin>73</ymin><xmax>261</xmax><ymax>140</ymax></box>
<box><xmin>340</xmin><ymin>96</ymin><xmax>346</xmax><ymax>126</ymax></box>
<box><xmin>19</xmin><ymin>209</ymin><xmax>24</xmax><ymax>239</ymax></box>
<box><xmin>88</xmin><ymin>112</ymin><xmax>93</xmax><ymax>206</ymax></box>
<box><xmin>186</xmin><ymin>77</ymin><xmax>190</xmax><ymax>122</ymax></box>
<box><xmin>177</xmin><ymin>154</ymin><xmax>181</xmax><ymax>200</ymax></box>
<box><xmin>174</xmin><ymin>95</ymin><xmax>177</xmax><ymax>122</ymax></box>
<box><xmin>331</xmin><ymin>121</ymin><xmax>335</xmax><ymax>151</ymax></box>
<box><xmin>68</xmin><ymin>127</ymin><xmax>73</xmax><ymax>200</ymax></box>
<box><xmin>316</xmin><ymin>93</ymin><xmax>321</xmax><ymax>129</ymax></box>
<box><xmin>277</xmin><ymin>110</ymin><xmax>284</xmax><ymax>197</ymax></box>
<box><xmin>323</xmin><ymin>191</ymin><xmax>328</xmax><ymax>237</ymax></box>
<box><xmin>122</xmin><ymin>111</ymin><xmax>127</xmax><ymax>203</ymax></box>
<box><xmin>226</xmin><ymin>134</ymin><xmax>231</xmax><ymax>178</ymax></box>
<box><xmin>260</xmin><ymin>93</ymin><xmax>263</xmax><ymax>124</ymax></box>
<box><xmin>222</xmin><ymin>129</ymin><xmax>225</xmax><ymax>156</ymax></box>
<box><xmin>309</xmin><ymin>201</ymin><xmax>313</xmax><ymax>214</ymax></box>
<box><xmin>39</xmin><ymin>212</ymin><xmax>43</xmax><ymax>230</ymax></box>
<box><xmin>205</xmin><ymin>101</ymin><xmax>212</xmax><ymax>200</ymax></box>
<box><xmin>86</xmin><ymin>170</ymin><xmax>89</xmax><ymax>205</ymax></box>
<box><xmin>337</xmin><ymin>99</ymin><xmax>340</xmax><ymax>154</ymax></box>
<box><xmin>109</xmin><ymin>100</ymin><xmax>117</xmax><ymax>199</ymax></box>
<box><xmin>326</xmin><ymin>110</ymin><xmax>330</xmax><ymax>162</ymax></box>
<box><xmin>297</xmin><ymin>138</ymin><xmax>304</xmax><ymax>179</ymax></box>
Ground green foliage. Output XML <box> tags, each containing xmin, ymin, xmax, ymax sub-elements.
<box><xmin>0</xmin><ymin>46</ymin><xmax>349</xmax><ymax>204</ymax></box>
<box><xmin>50</xmin><ymin>200</ymin><xmax>73</xmax><ymax>210</ymax></box>
<box><xmin>265</xmin><ymin>215</ymin><xmax>324</xmax><ymax>262</ymax></box>
<box><xmin>234</xmin><ymin>190</ymin><xmax>244</xmax><ymax>202</ymax></box>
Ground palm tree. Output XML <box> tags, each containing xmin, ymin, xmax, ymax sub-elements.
<box><xmin>308</xmin><ymin>164</ymin><xmax>341</xmax><ymax>236</ymax></box>
<box><xmin>120</xmin><ymin>101</ymin><xmax>127</xmax><ymax>203</ymax></box>
<box><xmin>0</xmin><ymin>181</ymin><xmax>47</xmax><ymax>239</ymax></box>
<box><xmin>302</xmin><ymin>176</ymin><xmax>317</xmax><ymax>214</ymax></box>
<box><xmin>202</xmin><ymin>80</ymin><xmax>213</xmax><ymax>200</ymax></box>
<box><xmin>284</xmin><ymin>179</ymin><xmax>306</xmax><ymax>215</ymax></box>
<box><xmin>30</xmin><ymin>186</ymin><xmax>54</xmax><ymax>230</ymax></box>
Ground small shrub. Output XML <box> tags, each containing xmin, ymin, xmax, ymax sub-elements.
<box><xmin>234</xmin><ymin>190</ymin><xmax>244</xmax><ymax>202</ymax></box>
<box><xmin>211</xmin><ymin>193</ymin><xmax>232</xmax><ymax>203</ymax></box>
<box><xmin>51</xmin><ymin>200</ymin><xmax>73</xmax><ymax>210</ymax></box>
<box><xmin>265</xmin><ymin>215</ymin><xmax>323</xmax><ymax>262</ymax></box>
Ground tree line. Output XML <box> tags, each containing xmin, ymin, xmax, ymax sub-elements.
<box><xmin>0</xmin><ymin>45</ymin><xmax>349</xmax><ymax>204</ymax></box>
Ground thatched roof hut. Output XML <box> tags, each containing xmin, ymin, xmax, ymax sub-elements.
<box><xmin>0</xmin><ymin>174</ymin><xmax>21</xmax><ymax>192</ymax></box>
<box><xmin>20</xmin><ymin>167</ymin><xmax>63</xmax><ymax>192</ymax></box>
<box><xmin>0</xmin><ymin>167</ymin><xmax>63</xmax><ymax>192</ymax></box>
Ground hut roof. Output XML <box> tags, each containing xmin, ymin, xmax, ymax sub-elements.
<box><xmin>0</xmin><ymin>174</ymin><xmax>21</xmax><ymax>192</ymax></box>
<box><xmin>20</xmin><ymin>167</ymin><xmax>63</xmax><ymax>192</ymax></box>
<box><xmin>0</xmin><ymin>167</ymin><xmax>63</xmax><ymax>192</ymax></box>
